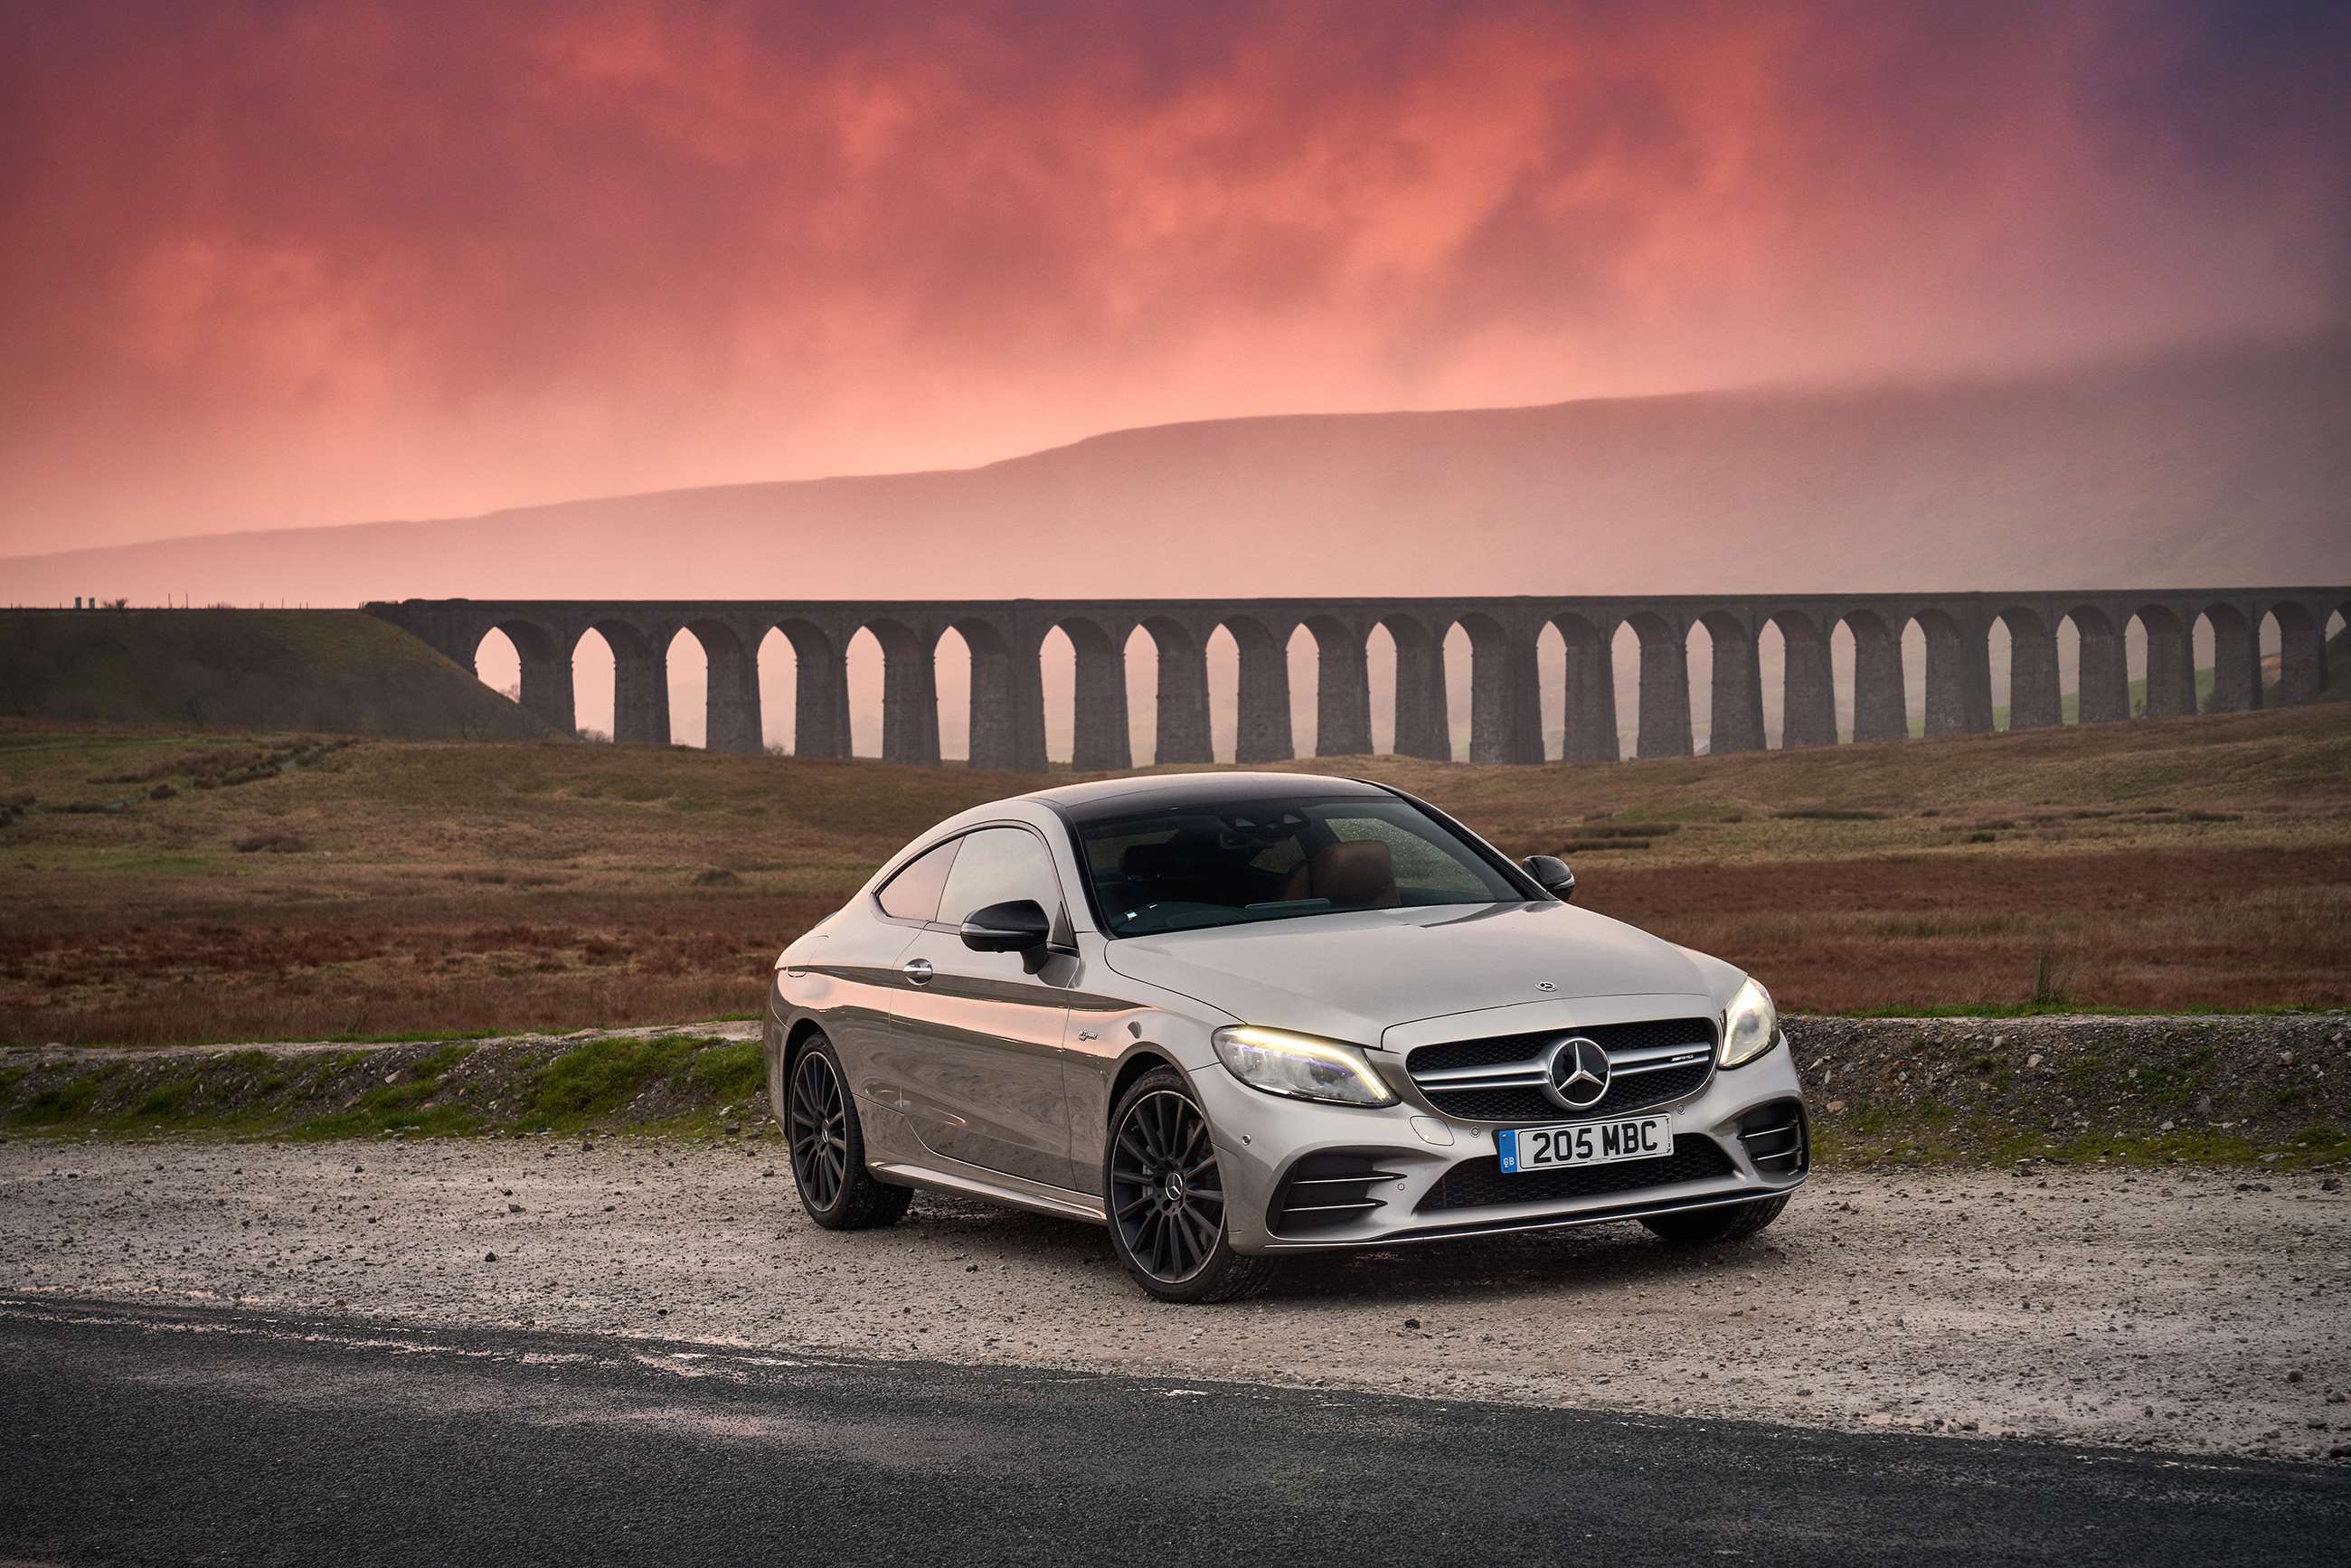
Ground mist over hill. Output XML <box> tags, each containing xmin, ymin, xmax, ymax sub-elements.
<box><xmin>6</xmin><ymin>334</ymin><xmax>2346</xmax><ymax>609</ymax></box>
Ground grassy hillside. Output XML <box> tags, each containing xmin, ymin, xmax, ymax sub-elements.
<box><xmin>5</xmin><ymin>334</ymin><xmax>2346</xmax><ymax>605</ymax></box>
<box><xmin>0</xmin><ymin>610</ymin><xmax>554</xmax><ymax>741</ymax></box>
<box><xmin>2</xmin><ymin>701</ymin><xmax>2346</xmax><ymax>1044</ymax></box>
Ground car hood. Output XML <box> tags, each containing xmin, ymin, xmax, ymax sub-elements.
<box><xmin>1098</xmin><ymin>901</ymin><xmax>1722</xmax><ymax>1047</ymax></box>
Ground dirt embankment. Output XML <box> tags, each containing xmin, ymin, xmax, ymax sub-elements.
<box><xmin>1</xmin><ymin>1013</ymin><xmax>2345</xmax><ymax>1168</ymax></box>
<box><xmin>1793</xmin><ymin>1012</ymin><xmax>2349</xmax><ymax>1167</ymax></box>
<box><xmin>0</xmin><ymin>1025</ymin><xmax>770</xmax><ymax>1144</ymax></box>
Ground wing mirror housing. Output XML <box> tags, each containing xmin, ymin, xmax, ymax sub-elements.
<box><xmin>1521</xmin><ymin>855</ymin><xmax>1577</xmax><ymax>902</ymax></box>
<box><xmin>959</xmin><ymin>899</ymin><xmax>1052</xmax><ymax>953</ymax></box>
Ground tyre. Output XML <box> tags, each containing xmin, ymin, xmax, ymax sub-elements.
<box><xmin>1104</xmin><ymin>1067</ymin><xmax>1280</xmax><ymax>1304</ymax></box>
<box><xmin>786</xmin><ymin>1034</ymin><xmax>912</xmax><ymax>1231</ymax></box>
<box><xmin>1639</xmin><ymin>1193</ymin><xmax>1789</xmax><ymax>1246</ymax></box>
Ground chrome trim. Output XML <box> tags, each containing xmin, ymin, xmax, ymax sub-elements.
<box><xmin>1610</xmin><ymin>1053</ymin><xmax>1711</xmax><ymax>1078</ymax></box>
<box><xmin>1408</xmin><ymin>1032</ymin><xmax>1714</xmax><ymax>1109</ymax></box>
<box><xmin>1608</xmin><ymin>1041</ymin><xmax>1713</xmax><ymax>1067</ymax></box>
<box><xmin>1414</xmin><ymin>1063</ymin><xmax>1548</xmax><ymax>1087</ymax></box>
<box><xmin>870</xmin><ymin>1160</ymin><xmax>1107</xmax><ymax>1223</ymax></box>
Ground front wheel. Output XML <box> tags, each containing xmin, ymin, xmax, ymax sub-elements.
<box><xmin>1639</xmin><ymin>1193</ymin><xmax>1789</xmax><ymax>1246</ymax></box>
<box><xmin>1105</xmin><ymin>1067</ymin><xmax>1279</xmax><ymax>1304</ymax></box>
<box><xmin>787</xmin><ymin>1035</ymin><xmax>911</xmax><ymax>1231</ymax></box>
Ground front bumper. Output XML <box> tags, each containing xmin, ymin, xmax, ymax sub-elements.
<box><xmin>1195</xmin><ymin>1035</ymin><xmax>1808</xmax><ymax>1253</ymax></box>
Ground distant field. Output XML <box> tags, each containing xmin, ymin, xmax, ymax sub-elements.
<box><xmin>2</xmin><ymin>704</ymin><xmax>2347</xmax><ymax>1045</ymax></box>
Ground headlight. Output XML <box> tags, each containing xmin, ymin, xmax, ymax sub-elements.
<box><xmin>1211</xmin><ymin>1025</ymin><xmax>1399</xmax><ymax>1107</ymax></box>
<box><xmin>1719</xmin><ymin>977</ymin><xmax>1779</xmax><ymax>1068</ymax></box>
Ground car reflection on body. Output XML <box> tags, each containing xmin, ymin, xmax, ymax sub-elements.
<box><xmin>764</xmin><ymin>773</ymin><xmax>1806</xmax><ymax>1303</ymax></box>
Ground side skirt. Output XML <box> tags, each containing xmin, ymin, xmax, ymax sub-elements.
<box><xmin>870</xmin><ymin>1159</ymin><xmax>1109</xmax><ymax>1227</ymax></box>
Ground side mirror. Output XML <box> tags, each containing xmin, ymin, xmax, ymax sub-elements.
<box><xmin>1521</xmin><ymin>855</ymin><xmax>1576</xmax><ymax>902</ymax></box>
<box><xmin>958</xmin><ymin>898</ymin><xmax>1052</xmax><ymax>953</ymax></box>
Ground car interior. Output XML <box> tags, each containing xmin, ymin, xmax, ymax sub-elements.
<box><xmin>1082</xmin><ymin>800</ymin><xmax>1511</xmax><ymax>934</ymax></box>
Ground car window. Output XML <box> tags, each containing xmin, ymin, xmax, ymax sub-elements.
<box><xmin>1075</xmin><ymin>794</ymin><xmax>1523</xmax><ymax>936</ymax></box>
<box><xmin>875</xmin><ymin>838</ymin><xmax>960</xmax><ymax>921</ymax></box>
<box><xmin>935</xmin><ymin>827</ymin><xmax>1062</xmax><ymax>926</ymax></box>
<box><xmin>1325</xmin><ymin>812</ymin><xmax>1498</xmax><ymax>902</ymax></box>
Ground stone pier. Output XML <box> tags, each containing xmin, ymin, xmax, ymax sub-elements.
<box><xmin>370</xmin><ymin>586</ymin><xmax>2347</xmax><ymax>767</ymax></box>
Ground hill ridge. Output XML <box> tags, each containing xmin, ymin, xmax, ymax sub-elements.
<box><xmin>3</xmin><ymin>331</ymin><xmax>2345</xmax><ymax>606</ymax></box>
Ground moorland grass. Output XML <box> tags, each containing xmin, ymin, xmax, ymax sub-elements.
<box><xmin>3</xmin><ymin>703</ymin><xmax>2348</xmax><ymax>1044</ymax></box>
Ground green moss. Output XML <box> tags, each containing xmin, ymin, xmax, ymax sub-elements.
<box><xmin>2133</xmin><ymin>1051</ymin><xmax>2213</xmax><ymax>1104</ymax></box>
<box><xmin>686</xmin><ymin>1040</ymin><xmax>766</xmax><ymax>1104</ymax></box>
<box><xmin>283</xmin><ymin>1042</ymin><xmax>480</xmax><ymax>1139</ymax></box>
<box><xmin>20</xmin><ymin>1075</ymin><xmax>102</xmax><ymax>1124</ymax></box>
<box><xmin>135</xmin><ymin>1078</ymin><xmax>198</xmax><ymax>1119</ymax></box>
<box><xmin>1810</xmin><ymin>1112</ymin><xmax>2330</xmax><ymax>1169</ymax></box>
<box><xmin>2290</xmin><ymin>1122</ymin><xmax>2347</xmax><ymax>1154</ymax></box>
<box><xmin>523</xmin><ymin>1035</ymin><xmax>700</xmax><ymax>1127</ymax></box>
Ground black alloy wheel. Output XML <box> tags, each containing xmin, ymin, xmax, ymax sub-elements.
<box><xmin>1105</xmin><ymin>1067</ymin><xmax>1279</xmax><ymax>1303</ymax></box>
<box><xmin>786</xmin><ymin>1035</ymin><xmax>911</xmax><ymax>1231</ymax></box>
<box><xmin>789</xmin><ymin>1048</ymin><xmax>850</xmax><ymax>1207</ymax></box>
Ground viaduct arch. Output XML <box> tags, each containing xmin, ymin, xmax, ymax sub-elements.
<box><xmin>371</xmin><ymin>589</ymin><xmax>2347</xmax><ymax>766</ymax></box>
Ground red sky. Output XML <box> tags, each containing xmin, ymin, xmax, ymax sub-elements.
<box><xmin>2</xmin><ymin>0</ymin><xmax>2346</xmax><ymax>555</ymax></box>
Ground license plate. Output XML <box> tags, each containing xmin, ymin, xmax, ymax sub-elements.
<box><xmin>1497</xmin><ymin>1114</ymin><xmax>1673</xmax><ymax>1174</ymax></box>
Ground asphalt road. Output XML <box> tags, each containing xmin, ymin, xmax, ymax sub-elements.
<box><xmin>3</xmin><ymin>1297</ymin><xmax>2344</xmax><ymax>1567</ymax></box>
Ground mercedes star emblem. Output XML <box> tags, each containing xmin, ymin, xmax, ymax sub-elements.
<box><xmin>1544</xmin><ymin>1036</ymin><xmax>1611</xmax><ymax>1110</ymax></box>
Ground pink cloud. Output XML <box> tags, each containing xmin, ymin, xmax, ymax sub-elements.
<box><xmin>0</xmin><ymin>0</ymin><xmax>2343</xmax><ymax>553</ymax></box>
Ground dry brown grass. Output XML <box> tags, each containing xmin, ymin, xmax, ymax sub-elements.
<box><xmin>3</xmin><ymin>704</ymin><xmax>2347</xmax><ymax>1044</ymax></box>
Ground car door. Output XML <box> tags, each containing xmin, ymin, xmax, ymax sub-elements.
<box><xmin>828</xmin><ymin>836</ymin><xmax>962</xmax><ymax>1110</ymax></box>
<box><xmin>887</xmin><ymin>825</ymin><xmax>1078</xmax><ymax>1190</ymax></box>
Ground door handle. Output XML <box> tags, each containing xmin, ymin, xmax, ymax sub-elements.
<box><xmin>902</xmin><ymin>958</ymin><xmax>934</xmax><ymax>986</ymax></box>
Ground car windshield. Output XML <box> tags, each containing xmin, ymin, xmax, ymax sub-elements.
<box><xmin>1073</xmin><ymin>793</ymin><xmax>1526</xmax><ymax>936</ymax></box>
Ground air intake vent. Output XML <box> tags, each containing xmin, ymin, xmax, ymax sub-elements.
<box><xmin>1737</xmin><ymin>1100</ymin><xmax>1808</xmax><ymax>1177</ymax></box>
<box><xmin>1416</xmin><ymin>1138</ymin><xmax>1735</xmax><ymax>1213</ymax></box>
<box><xmin>1268</xmin><ymin>1149</ymin><xmax>1405</xmax><ymax>1235</ymax></box>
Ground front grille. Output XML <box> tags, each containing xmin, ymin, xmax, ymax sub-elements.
<box><xmin>1738</xmin><ymin>1100</ymin><xmax>1808</xmax><ymax>1177</ymax></box>
<box><xmin>1268</xmin><ymin>1149</ymin><xmax>1406</xmax><ymax>1235</ymax></box>
<box><xmin>1405</xmin><ymin>1017</ymin><xmax>1717</xmax><ymax>1124</ymax></box>
<box><xmin>1416</xmin><ymin>1137</ymin><xmax>1735</xmax><ymax>1213</ymax></box>
<box><xmin>1424</xmin><ymin>1062</ymin><xmax>1711</xmax><ymax>1123</ymax></box>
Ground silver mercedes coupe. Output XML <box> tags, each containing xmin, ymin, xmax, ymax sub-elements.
<box><xmin>762</xmin><ymin>772</ymin><xmax>1807</xmax><ymax>1302</ymax></box>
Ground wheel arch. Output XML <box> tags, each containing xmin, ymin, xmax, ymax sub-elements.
<box><xmin>777</xmin><ymin>1016</ymin><xmax>830</xmax><ymax>1110</ymax></box>
<box><xmin>1107</xmin><ymin>1047</ymin><xmax>1184</xmax><ymax>1122</ymax></box>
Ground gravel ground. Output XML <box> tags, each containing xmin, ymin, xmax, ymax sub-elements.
<box><xmin>5</xmin><ymin>1136</ymin><xmax>2347</xmax><ymax>1463</ymax></box>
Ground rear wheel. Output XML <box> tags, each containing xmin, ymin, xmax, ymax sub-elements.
<box><xmin>787</xmin><ymin>1035</ymin><xmax>911</xmax><ymax>1231</ymax></box>
<box><xmin>1639</xmin><ymin>1194</ymin><xmax>1789</xmax><ymax>1246</ymax></box>
<box><xmin>1105</xmin><ymin>1067</ymin><xmax>1279</xmax><ymax>1304</ymax></box>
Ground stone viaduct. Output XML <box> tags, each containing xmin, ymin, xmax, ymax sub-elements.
<box><xmin>365</xmin><ymin>590</ymin><xmax>2349</xmax><ymax>769</ymax></box>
